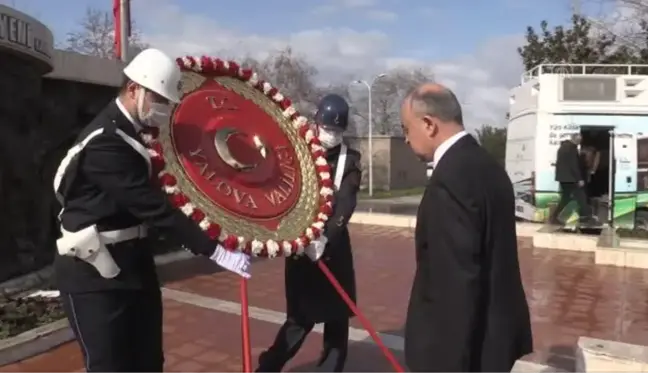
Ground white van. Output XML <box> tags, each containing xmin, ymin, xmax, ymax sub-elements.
<box><xmin>505</xmin><ymin>63</ymin><xmax>648</xmax><ymax>229</ymax></box>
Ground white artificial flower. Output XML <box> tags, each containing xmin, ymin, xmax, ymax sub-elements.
<box><xmin>320</xmin><ymin>187</ymin><xmax>334</xmax><ymax>197</ymax></box>
<box><xmin>180</xmin><ymin>203</ymin><xmax>194</xmax><ymax>215</ymax></box>
<box><xmin>263</xmin><ymin>82</ymin><xmax>272</xmax><ymax>94</ymax></box>
<box><xmin>266</xmin><ymin>240</ymin><xmax>280</xmax><ymax>258</ymax></box>
<box><xmin>283</xmin><ymin>106</ymin><xmax>296</xmax><ymax>118</ymax></box>
<box><xmin>312</xmin><ymin>221</ymin><xmax>325</xmax><ymax>230</ymax></box>
<box><xmin>281</xmin><ymin>241</ymin><xmax>293</xmax><ymax>256</ymax></box>
<box><xmin>199</xmin><ymin>219</ymin><xmax>211</xmax><ymax>230</ymax></box>
<box><xmin>251</xmin><ymin>240</ymin><xmax>264</xmax><ymax>256</ymax></box>
<box><xmin>248</xmin><ymin>72</ymin><xmax>259</xmax><ymax>86</ymax></box>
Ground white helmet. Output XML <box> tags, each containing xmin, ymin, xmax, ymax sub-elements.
<box><xmin>123</xmin><ymin>48</ymin><xmax>182</xmax><ymax>103</ymax></box>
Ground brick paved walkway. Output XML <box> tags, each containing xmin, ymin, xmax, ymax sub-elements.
<box><xmin>2</xmin><ymin>224</ymin><xmax>648</xmax><ymax>372</ymax></box>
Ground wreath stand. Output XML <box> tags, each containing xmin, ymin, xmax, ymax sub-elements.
<box><xmin>238</xmin><ymin>263</ymin><xmax>405</xmax><ymax>372</ymax></box>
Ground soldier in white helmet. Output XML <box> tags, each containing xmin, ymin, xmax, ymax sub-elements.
<box><xmin>52</xmin><ymin>48</ymin><xmax>251</xmax><ymax>372</ymax></box>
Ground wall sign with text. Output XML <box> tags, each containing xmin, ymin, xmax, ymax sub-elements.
<box><xmin>0</xmin><ymin>5</ymin><xmax>54</xmax><ymax>70</ymax></box>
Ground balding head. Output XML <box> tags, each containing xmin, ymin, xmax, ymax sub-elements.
<box><xmin>400</xmin><ymin>83</ymin><xmax>464</xmax><ymax>162</ymax></box>
<box><xmin>405</xmin><ymin>83</ymin><xmax>464</xmax><ymax>126</ymax></box>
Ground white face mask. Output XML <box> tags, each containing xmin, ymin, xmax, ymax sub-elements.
<box><xmin>318</xmin><ymin>128</ymin><xmax>343</xmax><ymax>149</ymax></box>
<box><xmin>136</xmin><ymin>87</ymin><xmax>171</xmax><ymax>127</ymax></box>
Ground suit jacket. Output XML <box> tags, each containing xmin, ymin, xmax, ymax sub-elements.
<box><xmin>54</xmin><ymin>101</ymin><xmax>217</xmax><ymax>293</ymax></box>
<box><xmin>555</xmin><ymin>140</ymin><xmax>583</xmax><ymax>183</ymax></box>
<box><xmin>404</xmin><ymin>135</ymin><xmax>533</xmax><ymax>372</ymax></box>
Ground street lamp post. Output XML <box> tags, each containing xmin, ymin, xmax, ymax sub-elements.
<box><xmin>351</xmin><ymin>73</ymin><xmax>387</xmax><ymax>197</ymax></box>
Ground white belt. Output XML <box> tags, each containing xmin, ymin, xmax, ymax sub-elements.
<box><xmin>100</xmin><ymin>225</ymin><xmax>148</xmax><ymax>245</ymax></box>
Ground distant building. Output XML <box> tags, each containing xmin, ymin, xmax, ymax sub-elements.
<box><xmin>346</xmin><ymin>135</ymin><xmax>428</xmax><ymax>190</ymax></box>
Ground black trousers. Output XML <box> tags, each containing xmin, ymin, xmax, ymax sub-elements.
<box><xmin>61</xmin><ymin>288</ymin><xmax>163</xmax><ymax>372</ymax></box>
<box><xmin>256</xmin><ymin>318</ymin><xmax>349</xmax><ymax>372</ymax></box>
<box><xmin>551</xmin><ymin>182</ymin><xmax>591</xmax><ymax>222</ymax></box>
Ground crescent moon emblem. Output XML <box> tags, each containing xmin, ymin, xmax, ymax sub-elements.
<box><xmin>214</xmin><ymin>127</ymin><xmax>268</xmax><ymax>171</ymax></box>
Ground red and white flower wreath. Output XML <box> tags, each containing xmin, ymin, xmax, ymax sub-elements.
<box><xmin>139</xmin><ymin>56</ymin><xmax>334</xmax><ymax>258</ymax></box>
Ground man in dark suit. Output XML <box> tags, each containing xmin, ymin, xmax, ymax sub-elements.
<box><xmin>53</xmin><ymin>48</ymin><xmax>250</xmax><ymax>372</ymax></box>
<box><xmin>549</xmin><ymin>134</ymin><xmax>596</xmax><ymax>225</ymax></box>
<box><xmin>256</xmin><ymin>94</ymin><xmax>361</xmax><ymax>372</ymax></box>
<box><xmin>399</xmin><ymin>83</ymin><xmax>533</xmax><ymax>372</ymax></box>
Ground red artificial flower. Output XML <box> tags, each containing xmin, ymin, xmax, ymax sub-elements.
<box><xmin>298</xmin><ymin>125</ymin><xmax>309</xmax><ymax>138</ymax></box>
<box><xmin>240</xmin><ymin>69</ymin><xmax>253</xmax><ymax>80</ymax></box>
<box><xmin>300</xmin><ymin>235</ymin><xmax>311</xmax><ymax>246</ymax></box>
<box><xmin>279</xmin><ymin>98</ymin><xmax>292</xmax><ymax>110</ymax></box>
<box><xmin>151</xmin><ymin>157</ymin><xmax>166</xmax><ymax>175</ymax></box>
<box><xmin>312</xmin><ymin>150</ymin><xmax>325</xmax><ymax>159</ymax></box>
<box><xmin>310</xmin><ymin>137</ymin><xmax>322</xmax><ymax>146</ymax></box>
<box><xmin>191</xmin><ymin>209</ymin><xmax>205</xmax><ymax>223</ymax></box>
<box><xmin>200</xmin><ymin>56</ymin><xmax>214</xmax><ymax>71</ymax></box>
<box><xmin>170</xmin><ymin>193</ymin><xmax>189</xmax><ymax>207</ymax></box>
<box><xmin>268</xmin><ymin>87</ymin><xmax>278</xmax><ymax>98</ymax></box>
<box><xmin>315</xmin><ymin>165</ymin><xmax>329</xmax><ymax>174</ymax></box>
<box><xmin>159</xmin><ymin>173</ymin><xmax>177</xmax><ymax>186</ymax></box>
<box><xmin>311</xmin><ymin>227</ymin><xmax>321</xmax><ymax>238</ymax></box>
<box><xmin>150</xmin><ymin>142</ymin><xmax>163</xmax><ymax>155</ymax></box>
<box><xmin>321</xmin><ymin>179</ymin><xmax>333</xmax><ymax>188</ymax></box>
<box><xmin>243</xmin><ymin>241</ymin><xmax>252</xmax><ymax>255</ymax></box>
<box><xmin>320</xmin><ymin>203</ymin><xmax>333</xmax><ymax>216</ymax></box>
<box><xmin>214</xmin><ymin>58</ymin><xmax>225</xmax><ymax>72</ymax></box>
<box><xmin>228</xmin><ymin>61</ymin><xmax>240</xmax><ymax>75</ymax></box>
<box><xmin>222</xmin><ymin>235</ymin><xmax>239</xmax><ymax>250</ymax></box>
<box><xmin>207</xmin><ymin>223</ymin><xmax>221</xmax><ymax>239</ymax></box>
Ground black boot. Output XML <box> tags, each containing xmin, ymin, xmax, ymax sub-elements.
<box><xmin>255</xmin><ymin>349</ymin><xmax>283</xmax><ymax>372</ymax></box>
<box><xmin>316</xmin><ymin>346</ymin><xmax>347</xmax><ymax>372</ymax></box>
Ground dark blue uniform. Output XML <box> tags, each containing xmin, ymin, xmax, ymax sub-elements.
<box><xmin>257</xmin><ymin>94</ymin><xmax>361</xmax><ymax>372</ymax></box>
<box><xmin>54</xmin><ymin>101</ymin><xmax>217</xmax><ymax>372</ymax></box>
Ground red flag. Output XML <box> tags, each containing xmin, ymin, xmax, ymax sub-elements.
<box><xmin>113</xmin><ymin>0</ymin><xmax>121</xmax><ymax>60</ymax></box>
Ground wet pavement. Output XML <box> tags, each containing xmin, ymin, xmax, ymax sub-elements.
<box><xmin>355</xmin><ymin>202</ymin><xmax>419</xmax><ymax>215</ymax></box>
<box><xmin>3</xmin><ymin>224</ymin><xmax>648</xmax><ymax>372</ymax></box>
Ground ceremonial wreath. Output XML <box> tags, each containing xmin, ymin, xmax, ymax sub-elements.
<box><xmin>141</xmin><ymin>56</ymin><xmax>334</xmax><ymax>258</ymax></box>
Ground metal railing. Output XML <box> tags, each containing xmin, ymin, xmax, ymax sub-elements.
<box><xmin>521</xmin><ymin>64</ymin><xmax>648</xmax><ymax>83</ymax></box>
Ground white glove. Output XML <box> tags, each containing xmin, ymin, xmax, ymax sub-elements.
<box><xmin>305</xmin><ymin>236</ymin><xmax>328</xmax><ymax>262</ymax></box>
<box><xmin>210</xmin><ymin>245</ymin><xmax>251</xmax><ymax>278</ymax></box>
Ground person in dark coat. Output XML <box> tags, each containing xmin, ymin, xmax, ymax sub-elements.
<box><xmin>256</xmin><ymin>94</ymin><xmax>361</xmax><ymax>372</ymax></box>
<box><xmin>549</xmin><ymin>134</ymin><xmax>597</xmax><ymax>225</ymax></box>
<box><xmin>53</xmin><ymin>49</ymin><xmax>251</xmax><ymax>372</ymax></box>
<box><xmin>399</xmin><ymin>83</ymin><xmax>533</xmax><ymax>372</ymax></box>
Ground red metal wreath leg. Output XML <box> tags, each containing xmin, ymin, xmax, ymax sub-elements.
<box><xmin>316</xmin><ymin>261</ymin><xmax>405</xmax><ymax>372</ymax></box>
<box><xmin>240</xmin><ymin>278</ymin><xmax>253</xmax><ymax>372</ymax></box>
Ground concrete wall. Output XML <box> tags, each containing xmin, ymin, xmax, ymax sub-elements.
<box><xmin>347</xmin><ymin>135</ymin><xmax>427</xmax><ymax>190</ymax></box>
<box><xmin>0</xmin><ymin>12</ymin><xmax>124</xmax><ymax>282</ymax></box>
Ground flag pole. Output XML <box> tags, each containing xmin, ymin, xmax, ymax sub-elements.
<box><xmin>119</xmin><ymin>0</ymin><xmax>130</xmax><ymax>61</ymax></box>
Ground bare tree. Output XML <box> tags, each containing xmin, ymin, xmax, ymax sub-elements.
<box><xmin>581</xmin><ymin>0</ymin><xmax>648</xmax><ymax>51</ymax></box>
<box><xmin>350</xmin><ymin>68</ymin><xmax>432</xmax><ymax>136</ymax></box>
<box><xmin>64</xmin><ymin>7</ymin><xmax>148</xmax><ymax>59</ymax></box>
<box><xmin>240</xmin><ymin>50</ymin><xmax>354</xmax><ymax>132</ymax></box>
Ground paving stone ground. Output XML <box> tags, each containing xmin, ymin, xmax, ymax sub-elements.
<box><xmin>2</xmin><ymin>224</ymin><xmax>648</xmax><ymax>372</ymax></box>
